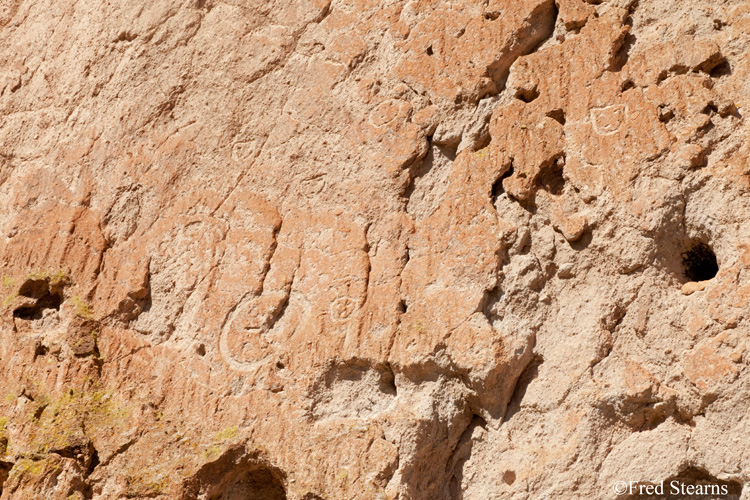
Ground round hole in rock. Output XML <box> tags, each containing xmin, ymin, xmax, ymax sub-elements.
<box><xmin>682</xmin><ymin>241</ymin><xmax>718</xmax><ymax>282</ymax></box>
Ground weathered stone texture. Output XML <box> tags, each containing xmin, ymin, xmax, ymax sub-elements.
<box><xmin>1</xmin><ymin>0</ymin><xmax>750</xmax><ymax>498</ymax></box>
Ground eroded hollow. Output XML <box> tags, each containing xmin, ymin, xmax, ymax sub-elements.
<box><xmin>309</xmin><ymin>360</ymin><xmax>397</xmax><ymax>421</ymax></box>
<box><xmin>546</xmin><ymin>108</ymin><xmax>566</xmax><ymax>125</ymax></box>
<box><xmin>0</xmin><ymin>460</ymin><xmax>12</xmax><ymax>497</ymax></box>
<box><xmin>13</xmin><ymin>279</ymin><xmax>63</xmax><ymax>320</ymax></box>
<box><xmin>184</xmin><ymin>446</ymin><xmax>288</xmax><ymax>500</ymax></box>
<box><xmin>491</xmin><ymin>163</ymin><xmax>515</xmax><ymax>204</ymax></box>
<box><xmin>709</xmin><ymin>58</ymin><xmax>732</xmax><ymax>78</ymax></box>
<box><xmin>504</xmin><ymin>354</ymin><xmax>544</xmax><ymax>422</ymax></box>
<box><xmin>515</xmin><ymin>86</ymin><xmax>540</xmax><ymax>103</ymax></box>
<box><xmin>682</xmin><ymin>242</ymin><xmax>718</xmax><ymax>282</ymax></box>
<box><xmin>537</xmin><ymin>156</ymin><xmax>565</xmax><ymax>195</ymax></box>
<box><xmin>213</xmin><ymin>466</ymin><xmax>286</xmax><ymax>500</ymax></box>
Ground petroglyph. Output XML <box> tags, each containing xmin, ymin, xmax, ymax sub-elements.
<box><xmin>369</xmin><ymin>99</ymin><xmax>411</xmax><ymax>127</ymax></box>
<box><xmin>2</xmin><ymin>1</ymin><xmax>749</xmax><ymax>498</ymax></box>
<box><xmin>590</xmin><ymin>104</ymin><xmax>627</xmax><ymax>136</ymax></box>
<box><xmin>219</xmin><ymin>233</ymin><xmax>302</xmax><ymax>373</ymax></box>
<box><xmin>219</xmin><ymin>212</ymin><xmax>369</xmax><ymax>372</ymax></box>
<box><xmin>300</xmin><ymin>174</ymin><xmax>327</xmax><ymax>199</ymax></box>
<box><xmin>330</xmin><ymin>296</ymin><xmax>357</xmax><ymax>321</ymax></box>
<box><xmin>219</xmin><ymin>291</ymin><xmax>305</xmax><ymax>374</ymax></box>
<box><xmin>232</xmin><ymin>139</ymin><xmax>262</xmax><ymax>163</ymax></box>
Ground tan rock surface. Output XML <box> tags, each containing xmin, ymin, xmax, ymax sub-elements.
<box><xmin>1</xmin><ymin>0</ymin><xmax>750</xmax><ymax>498</ymax></box>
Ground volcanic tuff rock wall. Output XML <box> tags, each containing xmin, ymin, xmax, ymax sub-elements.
<box><xmin>0</xmin><ymin>0</ymin><xmax>750</xmax><ymax>498</ymax></box>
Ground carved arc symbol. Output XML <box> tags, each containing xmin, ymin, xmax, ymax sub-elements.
<box><xmin>300</xmin><ymin>175</ymin><xmax>326</xmax><ymax>199</ymax></box>
<box><xmin>590</xmin><ymin>104</ymin><xmax>627</xmax><ymax>136</ymax></box>
<box><xmin>369</xmin><ymin>99</ymin><xmax>405</xmax><ymax>127</ymax></box>
<box><xmin>232</xmin><ymin>139</ymin><xmax>261</xmax><ymax>162</ymax></box>
<box><xmin>219</xmin><ymin>228</ymin><xmax>301</xmax><ymax>373</ymax></box>
<box><xmin>219</xmin><ymin>296</ymin><xmax>275</xmax><ymax>374</ymax></box>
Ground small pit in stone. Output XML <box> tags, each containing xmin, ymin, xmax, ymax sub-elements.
<box><xmin>658</xmin><ymin>105</ymin><xmax>675</xmax><ymax>123</ymax></box>
<box><xmin>621</xmin><ymin>79</ymin><xmax>636</xmax><ymax>92</ymax></box>
<box><xmin>701</xmin><ymin>103</ymin><xmax>719</xmax><ymax>116</ymax></box>
<box><xmin>710</xmin><ymin>58</ymin><xmax>731</xmax><ymax>78</ymax></box>
<box><xmin>515</xmin><ymin>86</ymin><xmax>539</xmax><ymax>103</ymax></box>
<box><xmin>33</xmin><ymin>343</ymin><xmax>49</xmax><ymax>359</ymax></box>
<box><xmin>546</xmin><ymin>109</ymin><xmax>566</xmax><ymax>125</ymax></box>
<box><xmin>682</xmin><ymin>242</ymin><xmax>718</xmax><ymax>282</ymax></box>
<box><xmin>397</xmin><ymin>299</ymin><xmax>407</xmax><ymax>314</ymax></box>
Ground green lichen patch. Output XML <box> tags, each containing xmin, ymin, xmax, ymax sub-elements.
<box><xmin>25</xmin><ymin>387</ymin><xmax>129</xmax><ymax>456</ymax></box>
<box><xmin>2</xmin><ymin>292</ymin><xmax>17</xmax><ymax>309</ymax></box>
<box><xmin>8</xmin><ymin>456</ymin><xmax>59</xmax><ymax>480</ymax></box>
<box><xmin>3</xmin><ymin>392</ymin><xmax>16</xmax><ymax>403</ymax></box>
<box><xmin>0</xmin><ymin>416</ymin><xmax>8</xmax><ymax>455</ymax></box>
<box><xmin>212</xmin><ymin>426</ymin><xmax>238</xmax><ymax>442</ymax></box>
<box><xmin>474</xmin><ymin>147</ymin><xmax>489</xmax><ymax>158</ymax></box>
<box><xmin>25</xmin><ymin>269</ymin><xmax>69</xmax><ymax>285</ymax></box>
<box><xmin>70</xmin><ymin>295</ymin><xmax>93</xmax><ymax>319</ymax></box>
<box><xmin>199</xmin><ymin>444</ymin><xmax>223</xmax><ymax>463</ymax></box>
<box><xmin>336</xmin><ymin>468</ymin><xmax>349</xmax><ymax>481</ymax></box>
<box><xmin>196</xmin><ymin>426</ymin><xmax>240</xmax><ymax>463</ymax></box>
<box><xmin>124</xmin><ymin>467</ymin><xmax>170</xmax><ymax>497</ymax></box>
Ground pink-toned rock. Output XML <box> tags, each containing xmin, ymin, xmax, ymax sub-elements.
<box><xmin>1</xmin><ymin>0</ymin><xmax>750</xmax><ymax>499</ymax></box>
<box><xmin>682</xmin><ymin>280</ymin><xmax>708</xmax><ymax>295</ymax></box>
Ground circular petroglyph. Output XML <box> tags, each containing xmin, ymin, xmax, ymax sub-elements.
<box><xmin>591</xmin><ymin>104</ymin><xmax>627</xmax><ymax>136</ymax></box>
<box><xmin>300</xmin><ymin>175</ymin><xmax>326</xmax><ymax>199</ymax></box>
<box><xmin>330</xmin><ymin>296</ymin><xmax>357</xmax><ymax>321</ymax></box>
<box><xmin>232</xmin><ymin>139</ymin><xmax>261</xmax><ymax>162</ymax></box>
<box><xmin>369</xmin><ymin>99</ymin><xmax>410</xmax><ymax>127</ymax></box>
<box><xmin>219</xmin><ymin>296</ymin><xmax>278</xmax><ymax>373</ymax></box>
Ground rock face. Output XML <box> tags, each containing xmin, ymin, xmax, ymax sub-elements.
<box><xmin>1</xmin><ymin>0</ymin><xmax>750</xmax><ymax>498</ymax></box>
